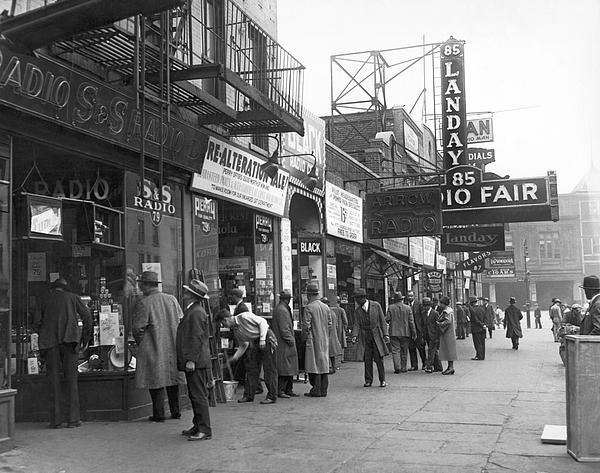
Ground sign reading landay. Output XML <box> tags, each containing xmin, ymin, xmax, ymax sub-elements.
<box><xmin>441</xmin><ymin>37</ymin><xmax>467</xmax><ymax>169</ymax></box>
<box><xmin>325</xmin><ymin>182</ymin><xmax>363</xmax><ymax>243</ymax></box>
<box><xmin>365</xmin><ymin>188</ymin><xmax>441</xmax><ymax>239</ymax></box>
<box><xmin>441</xmin><ymin>225</ymin><xmax>505</xmax><ymax>252</ymax></box>
<box><xmin>467</xmin><ymin>117</ymin><xmax>494</xmax><ymax>143</ymax></box>
<box><xmin>190</xmin><ymin>137</ymin><xmax>290</xmax><ymax>217</ymax></box>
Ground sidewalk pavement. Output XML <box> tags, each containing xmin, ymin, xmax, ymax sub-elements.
<box><xmin>1</xmin><ymin>325</ymin><xmax>598</xmax><ymax>473</ymax></box>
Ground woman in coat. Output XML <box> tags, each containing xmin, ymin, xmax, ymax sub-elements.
<box><xmin>437</xmin><ymin>296</ymin><xmax>457</xmax><ymax>375</ymax></box>
<box><xmin>271</xmin><ymin>290</ymin><xmax>299</xmax><ymax>398</ymax></box>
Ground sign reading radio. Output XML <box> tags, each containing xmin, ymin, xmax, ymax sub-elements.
<box><xmin>440</xmin><ymin>37</ymin><xmax>467</xmax><ymax>169</ymax></box>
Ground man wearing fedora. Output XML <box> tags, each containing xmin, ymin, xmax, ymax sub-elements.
<box><xmin>35</xmin><ymin>278</ymin><xmax>92</xmax><ymax>428</ymax></box>
<box><xmin>504</xmin><ymin>297</ymin><xmax>523</xmax><ymax>350</ymax></box>
<box><xmin>468</xmin><ymin>296</ymin><xmax>487</xmax><ymax>360</ymax></box>
<box><xmin>385</xmin><ymin>292</ymin><xmax>416</xmax><ymax>373</ymax></box>
<box><xmin>580</xmin><ymin>275</ymin><xmax>600</xmax><ymax>335</ymax></box>
<box><xmin>271</xmin><ymin>289</ymin><xmax>299</xmax><ymax>398</ymax></box>
<box><xmin>351</xmin><ymin>288</ymin><xmax>389</xmax><ymax>387</ymax></box>
<box><xmin>133</xmin><ymin>271</ymin><xmax>183</xmax><ymax>422</ymax></box>
<box><xmin>302</xmin><ymin>282</ymin><xmax>331</xmax><ymax>397</ymax></box>
<box><xmin>177</xmin><ymin>279</ymin><xmax>212</xmax><ymax>441</ymax></box>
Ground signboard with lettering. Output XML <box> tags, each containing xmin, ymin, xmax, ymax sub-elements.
<box><xmin>487</xmin><ymin>251</ymin><xmax>515</xmax><ymax>268</ymax></box>
<box><xmin>441</xmin><ymin>225</ymin><xmax>505</xmax><ymax>252</ymax></box>
<box><xmin>427</xmin><ymin>271</ymin><xmax>443</xmax><ymax>293</ymax></box>
<box><xmin>298</xmin><ymin>238</ymin><xmax>322</xmax><ymax>255</ymax></box>
<box><xmin>440</xmin><ymin>37</ymin><xmax>467</xmax><ymax>169</ymax></box>
<box><xmin>467</xmin><ymin>117</ymin><xmax>494</xmax><ymax>143</ymax></box>
<box><xmin>325</xmin><ymin>182</ymin><xmax>363</xmax><ymax>243</ymax></box>
<box><xmin>458</xmin><ymin>251</ymin><xmax>492</xmax><ymax>270</ymax></box>
<box><xmin>190</xmin><ymin>137</ymin><xmax>290</xmax><ymax>217</ymax></box>
<box><xmin>365</xmin><ymin>188</ymin><xmax>441</xmax><ymax>239</ymax></box>
<box><xmin>467</xmin><ymin>147</ymin><xmax>495</xmax><ymax>166</ymax></box>
<box><xmin>486</xmin><ymin>267</ymin><xmax>515</xmax><ymax>278</ymax></box>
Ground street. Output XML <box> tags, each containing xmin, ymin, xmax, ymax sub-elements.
<box><xmin>1</xmin><ymin>325</ymin><xmax>597</xmax><ymax>473</ymax></box>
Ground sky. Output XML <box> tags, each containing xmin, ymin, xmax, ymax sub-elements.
<box><xmin>276</xmin><ymin>0</ymin><xmax>600</xmax><ymax>194</ymax></box>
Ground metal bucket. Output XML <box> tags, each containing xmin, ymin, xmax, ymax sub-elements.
<box><xmin>222</xmin><ymin>381</ymin><xmax>239</xmax><ymax>402</ymax></box>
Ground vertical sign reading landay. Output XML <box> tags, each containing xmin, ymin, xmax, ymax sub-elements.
<box><xmin>325</xmin><ymin>182</ymin><xmax>363</xmax><ymax>243</ymax></box>
<box><xmin>441</xmin><ymin>37</ymin><xmax>467</xmax><ymax>169</ymax></box>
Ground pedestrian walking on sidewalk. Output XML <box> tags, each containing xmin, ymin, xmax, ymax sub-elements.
<box><xmin>483</xmin><ymin>298</ymin><xmax>495</xmax><ymax>339</ymax></box>
<box><xmin>385</xmin><ymin>292</ymin><xmax>416</xmax><ymax>373</ymax></box>
<box><xmin>133</xmin><ymin>271</ymin><xmax>183</xmax><ymax>422</ymax></box>
<box><xmin>177</xmin><ymin>280</ymin><xmax>212</xmax><ymax>441</ymax></box>
<box><xmin>406</xmin><ymin>291</ymin><xmax>427</xmax><ymax>370</ymax></box>
<box><xmin>302</xmin><ymin>283</ymin><xmax>330</xmax><ymax>397</ymax></box>
<box><xmin>322</xmin><ymin>296</ymin><xmax>342</xmax><ymax>374</ymax></box>
<box><xmin>352</xmin><ymin>288</ymin><xmax>389</xmax><ymax>387</ymax></box>
<box><xmin>455</xmin><ymin>301</ymin><xmax>467</xmax><ymax>339</ymax></box>
<box><xmin>580</xmin><ymin>275</ymin><xmax>600</xmax><ymax>335</ymax></box>
<box><xmin>272</xmin><ymin>289</ymin><xmax>299</xmax><ymax>398</ymax></box>
<box><xmin>504</xmin><ymin>297</ymin><xmax>523</xmax><ymax>350</ymax></box>
<box><xmin>437</xmin><ymin>296</ymin><xmax>457</xmax><ymax>375</ymax></box>
<box><xmin>422</xmin><ymin>297</ymin><xmax>442</xmax><ymax>373</ymax></box>
<box><xmin>331</xmin><ymin>296</ymin><xmax>349</xmax><ymax>362</ymax></box>
<box><xmin>534</xmin><ymin>304</ymin><xmax>542</xmax><ymax>329</ymax></box>
<box><xmin>468</xmin><ymin>297</ymin><xmax>486</xmax><ymax>360</ymax></box>
<box><xmin>550</xmin><ymin>299</ymin><xmax>563</xmax><ymax>342</ymax></box>
<box><xmin>35</xmin><ymin>278</ymin><xmax>92</xmax><ymax>428</ymax></box>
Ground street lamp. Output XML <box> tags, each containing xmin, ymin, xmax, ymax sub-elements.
<box><xmin>523</xmin><ymin>239</ymin><xmax>531</xmax><ymax>328</ymax></box>
<box><xmin>259</xmin><ymin>136</ymin><xmax>318</xmax><ymax>189</ymax></box>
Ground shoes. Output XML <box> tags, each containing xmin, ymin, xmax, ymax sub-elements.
<box><xmin>237</xmin><ymin>397</ymin><xmax>254</xmax><ymax>403</ymax></box>
<box><xmin>304</xmin><ymin>392</ymin><xmax>320</xmax><ymax>397</ymax></box>
<box><xmin>67</xmin><ymin>420</ymin><xmax>82</xmax><ymax>428</ymax></box>
<box><xmin>48</xmin><ymin>423</ymin><xmax>62</xmax><ymax>429</ymax></box>
<box><xmin>380</xmin><ymin>381</ymin><xmax>387</xmax><ymax>388</ymax></box>
<box><xmin>181</xmin><ymin>427</ymin><xmax>199</xmax><ymax>436</ymax></box>
<box><xmin>433</xmin><ymin>368</ymin><xmax>443</xmax><ymax>372</ymax></box>
<box><xmin>424</xmin><ymin>368</ymin><xmax>433</xmax><ymax>373</ymax></box>
<box><xmin>148</xmin><ymin>416</ymin><xmax>165</xmax><ymax>422</ymax></box>
<box><xmin>260</xmin><ymin>398</ymin><xmax>276</xmax><ymax>404</ymax></box>
<box><xmin>363</xmin><ymin>382</ymin><xmax>372</xmax><ymax>387</ymax></box>
<box><xmin>400</xmin><ymin>368</ymin><xmax>408</xmax><ymax>373</ymax></box>
<box><xmin>421</xmin><ymin>366</ymin><xmax>427</xmax><ymax>371</ymax></box>
<box><xmin>442</xmin><ymin>369</ymin><xmax>455</xmax><ymax>375</ymax></box>
<box><xmin>286</xmin><ymin>392</ymin><xmax>299</xmax><ymax>397</ymax></box>
<box><xmin>393</xmin><ymin>370</ymin><xmax>400</xmax><ymax>374</ymax></box>
<box><xmin>408</xmin><ymin>367</ymin><xmax>418</xmax><ymax>371</ymax></box>
<box><xmin>278</xmin><ymin>393</ymin><xmax>291</xmax><ymax>399</ymax></box>
<box><xmin>188</xmin><ymin>432</ymin><xmax>211</xmax><ymax>441</ymax></box>
<box><xmin>171</xmin><ymin>413</ymin><xmax>181</xmax><ymax>419</ymax></box>
<box><xmin>471</xmin><ymin>356</ymin><xmax>480</xmax><ymax>361</ymax></box>
<box><xmin>255</xmin><ymin>387</ymin><xmax>264</xmax><ymax>394</ymax></box>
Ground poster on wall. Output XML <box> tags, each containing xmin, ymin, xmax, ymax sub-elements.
<box><xmin>280</xmin><ymin>218</ymin><xmax>293</xmax><ymax>293</ymax></box>
<box><xmin>427</xmin><ymin>271</ymin><xmax>443</xmax><ymax>293</ymax></box>
<box><xmin>325</xmin><ymin>182</ymin><xmax>363</xmax><ymax>243</ymax></box>
<box><xmin>27</xmin><ymin>252</ymin><xmax>47</xmax><ymax>282</ymax></box>
<box><xmin>422</xmin><ymin>236</ymin><xmax>436</xmax><ymax>268</ymax></box>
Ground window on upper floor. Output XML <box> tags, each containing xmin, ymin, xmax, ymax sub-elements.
<box><xmin>583</xmin><ymin>236</ymin><xmax>600</xmax><ymax>256</ymax></box>
<box><xmin>580</xmin><ymin>200</ymin><xmax>600</xmax><ymax>219</ymax></box>
<box><xmin>539</xmin><ymin>231</ymin><xmax>561</xmax><ymax>260</ymax></box>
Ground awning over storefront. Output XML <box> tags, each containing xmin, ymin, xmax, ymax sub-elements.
<box><xmin>367</xmin><ymin>248</ymin><xmax>415</xmax><ymax>279</ymax></box>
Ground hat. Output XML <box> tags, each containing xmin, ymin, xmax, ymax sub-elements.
<box><xmin>509</xmin><ymin>296</ymin><xmax>516</xmax><ymax>304</ymax></box>
<box><xmin>483</xmin><ymin>297</ymin><xmax>489</xmax><ymax>302</ymax></box>
<box><xmin>469</xmin><ymin>296</ymin><xmax>478</xmax><ymax>304</ymax></box>
<box><xmin>279</xmin><ymin>289</ymin><xmax>292</xmax><ymax>299</ymax></box>
<box><xmin>580</xmin><ymin>275</ymin><xmax>600</xmax><ymax>291</ymax></box>
<box><xmin>321</xmin><ymin>296</ymin><xmax>330</xmax><ymax>304</ymax></box>
<box><xmin>456</xmin><ymin>301</ymin><xmax>462</xmax><ymax>305</ymax></box>
<box><xmin>390</xmin><ymin>292</ymin><xmax>403</xmax><ymax>302</ymax></box>
<box><xmin>553</xmin><ymin>298</ymin><xmax>561</xmax><ymax>304</ymax></box>
<box><xmin>183</xmin><ymin>279</ymin><xmax>209</xmax><ymax>299</ymax></box>
<box><xmin>229</xmin><ymin>288</ymin><xmax>244</xmax><ymax>298</ymax></box>
<box><xmin>305</xmin><ymin>282</ymin><xmax>320</xmax><ymax>295</ymax></box>
<box><xmin>138</xmin><ymin>271</ymin><xmax>161</xmax><ymax>284</ymax></box>
<box><xmin>571</xmin><ymin>303</ymin><xmax>583</xmax><ymax>311</ymax></box>
<box><xmin>422</xmin><ymin>297</ymin><xmax>432</xmax><ymax>305</ymax></box>
<box><xmin>51</xmin><ymin>278</ymin><xmax>68</xmax><ymax>288</ymax></box>
<box><xmin>336</xmin><ymin>296</ymin><xmax>341</xmax><ymax>303</ymax></box>
<box><xmin>354</xmin><ymin>288</ymin><xmax>367</xmax><ymax>298</ymax></box>
<box><xmin>439</xmin><ymin>296</ymin><xmax>450</xmax><ymax>305</ymax></box>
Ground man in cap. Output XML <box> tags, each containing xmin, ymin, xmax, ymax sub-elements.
<box><xmin>422</xmin><ymin>297</ymin><xmax>443</xmax><ymax>373</ymax></box>
<box><xmin>302</xmin><ymin>282</ymin><xmax>331</xmax><ymax>397</ymax></box>
<box><xmin>351</xmin><ymin>288</ymin><xmax>389</xmax><ymax>387</ymax></box>
<box><xmin>215</xmin><ymin>307</ymin><xmax>278</xmax><ymax>404</ymax></box>
<box><xmin>271</xmin><ymin>289</ymin><xmax>299</xmax><ymax>398</ymax></box>
<box><xmin>406</xmin><ymin>291</ymin><xmax>427</xmax><ymax>370</ymax></box>
<box><xmin>133</xmin><ymin>271</ymin><xmax>183</xmax><ymax>422</ymax></box>
<box><xmin>385</xmin><ymin>292</ymin><xmax>416</xmax><ymax>373</ymax></box>
<box><xmin>455</xmin><ymin>301</ymin><xmax>467</xmax><ymax>339</ymax></box>
<box><xmin>482</xmin><ymin>297</ymin><xmax>495</xmax><ymax>339</ymax></box>
<box><xmin>322</xmin><ymin>297</ymin><xmax>342</xmax><ymax>374</ymax></box>
<box><xmin>549</xmin><ymin>298</ymin><xmax>563</xmax><ymax>342</ymax></box>
<box><xmin>580</xmin><ymin>275</ymin><xmax>600</xmax><ymax>335</ymax></box>
<box><xmin>35</xmin><ymin>278</ymin><xmax>92</xmax><ymax>428</ymax></box>
<box><xmin>504</xmin><ymin>297</ymin><xmax>523</xmax><ymax>350</ymax></box>
<box><xmin>468</xmin><ymin>296</ymin><xmax>487</xmax><ymax>360</ymax></box>
<box><xmin>177</xmin><ymin>280</ymin><xmax>212</xmax><ymax>441</ymax></box>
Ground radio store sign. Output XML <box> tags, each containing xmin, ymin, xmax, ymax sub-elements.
<box><xmin>325</xmin><ymin>182</ymin><xmax>363</xmax><ymax>243</ymax></box>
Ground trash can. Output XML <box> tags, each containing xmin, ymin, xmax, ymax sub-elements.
<box><xmin>565</xmin><ymin>335</ymin><xmax>600</xmax><ymax>462</ymax></box>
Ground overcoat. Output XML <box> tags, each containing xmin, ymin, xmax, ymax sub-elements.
<box><xmin>581</xmin><ymin>294</ymin><xmax>600</xmax><ymax>335</ymax></box>
<box><xmin>455</xmin><ymin>305</ymin><xmax>467</xmax><ymax>324</ymax></box>
<box><xmin>302</xmin><ymin>299</ymin><xmax>331</xmax><ymax>374</ymax></box>
<box><xmin>327</xmin><ymin>306</ymin><xmax>343</xmax><ymax>357</ymax></box>
<box><xmin>504</xmin><ymin>304</ymin><xmax>523</xmax><ymax>338</ymax></box>
<box><xmin>133</xmin><ymin>288</ymin><xmax>183</xmax><ymax>389</ymax></box>
<box><xmin>352</xmin><ymin>300</ymin><xmax>389</xmax><ymax>359</ymax></box>
<box><xmin>468</xmin><ymin>305</ymin><xmax>487</xmax><ymax>333</ymax></box>
<box><xmin>483</xmin><ymin>304</ymin><xmax>495</xmax><ymax>331</ymax></box>
<box><xmin>386</xmin><ymin>301</ymin><xmax>416</xmax><ymax>339</ymax></box>
<box><xmin>331</xmin><ymin>306</ymin><xmax>348</xmax><ymax>348</ymax></box>
<box><xmin>424</xmin><ymin>306</ymin><xmax>440</xmax><ymax>342</ymax></box>
<box><xmin>271</xmin><ymin>300</ymin><xmax>299</xmax><ymax>376</ymax></box>
<box><xmin>438</xmin><ymin>307</ymin><xmax>457</xmax><ymax>361</ymax></box>
<box><xmin>176</xmin><ymin>301</ymin><xmax>211</xmax><ymax>372</ymax></box>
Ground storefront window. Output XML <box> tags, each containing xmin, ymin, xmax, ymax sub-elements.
<box><xmin>193</xmin><ymin>195</ymin><xmax>220</xmax><ymax>310</ymax></box>
<box><xmin>335</xmin><ymin>241</ymin><xmax>361</xmax><ymax>327</ymax></box>
<box><xmin>254</xmin><ymin>214</ymin><xmax>274</xmax><ymax>316</ymax></box>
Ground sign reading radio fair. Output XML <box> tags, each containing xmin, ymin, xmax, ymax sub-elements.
<box><xmin>441</xmin><ymin>37</ymin><xmax>467</xmax><ymax>169</ymax></box>
<box><xmin>365</xmin><ymin>188</ymin><xmax>441</xmax><ymax>239</ymax></box>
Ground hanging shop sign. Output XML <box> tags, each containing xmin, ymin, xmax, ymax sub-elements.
<box><xmin>190</xmin><ymin>136</ymin><xmax>289</xmax><ymax>217</ymax></box>
<box><xmin>382</xmin><ymin>237</ymin><xmax>409</xmax><ymax>257</ymax></box>
<box><xmin>280</xmin><ymin>218</ymin><xmax>293</xmax><ymax>293</ymax></box>
<box><xmin>409</xmin><ymin>237</ymin><xmax>424</xmax><ymax>266</ymax></box>
<box><xmin>126</xmin><ymin>172</ymin><xmax>181</xmax><ymax>225</ymax></box>
<box><xmin>255</xmin><ymin>214</ymin><xmax>273</xmax><ymax>244</ymax></box>
<box><xmin>325</xmin><ymin>182</ymin><xmax>363</xmax><ymax>243</ymax></box>
<box><xmin>365</xmin><ymin>188</ymin><xmax>441</xmax><ymax>239</ymax></box>
<box><xmin>426</xmin><ymin>271</ymin><xmax>443</xmax><ymax>293</ymax></box>
<box><xmin>467</xmin><ymin>147</ymin><xmax>495</xmax><ymax>166</ymax></box>
<box><xmin>0</xmin><ymin>44</ymin><xmax>207</xmax><ymax>172</ymax></box>
<box><xmin>441</xmin><ymin>224</ymin><xmax>505</xmax><ymax>252</ymax></box>
<box><xmin>440</xmin><ymin>37</ymin><xmax>467</xmax><ymax>169</ymax></box>
<box><xmin>458</xmin><ymin>251</ymin><xmax>492</xmax><ymax>270</ymax></box>
<box><xmin>436</xmin><ymin>254</ymin><xmax>447</xmax><ymax>272</ymax></box>
<box><xmin>466</xmin><ymin>117</ymin><xmax>494</xmax><ymax>144</ymax></box>
<box><xmin>486</xmin><ymin>267</ymin><xmax>515</xmax><ymax>278</ymax></box>
<box><xmin>486</xmin><ymin>250</ymin><xmax>515</xmax><ymax>268</ymax></box>
<box><xmin>298</xmin><ymin>238</ymin><xmax>322</xmax><ymax>255</ymax></box>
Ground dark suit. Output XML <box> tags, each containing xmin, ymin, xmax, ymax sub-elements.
<box><xmin>581</xmin><ymin>294</ymin><xmax>600</xmax><ymax>335</ymax></box>
<box><xmin>469</xmin><ymin>304</ymin><xmax>487</xmax><ymax>360</ymax></box>
<box><xmin>483</xmin><ymin>304</ymin><xmax>495</xmax><ymax>338</ymax></box>
<box><xmin>423</xmin><ymin>307</ymin><xmax>442</xmax><ymax>371</ymax></box>
<box><xmin>455</xmin><ymin>305</ymin><xmax>467</xmax><ymax>339</ymax></box>
<box><xmin>176</xmin><ymin>301</ymin><xmax>212</xmax><ymax>436</ymax></box>
<box><xmin>408</xmin><ymin>299</ymin><xmax>427</xmax><ymax>369</ymax></box>
<box><xmin>272</xmin><ymin>300</ymin><xmax>298</xmax><ymax>395</ymax></box>
<box><xmin>352</xmin><ymin>300</ymin><xmax>388</xmax><ymax>384</ymax></box>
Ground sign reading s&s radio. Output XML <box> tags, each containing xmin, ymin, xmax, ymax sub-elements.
<box><xmin>365</xmin><ymin>188</ymin><xmax>441</xmax><ymax>239</ymax></box>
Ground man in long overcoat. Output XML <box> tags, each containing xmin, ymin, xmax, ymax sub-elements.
<box><xmin>406</xmin><ymin>291</ymin><xmax>426</xmax><ymax>370</ymax></box>
<box><xmin>483</xmin><ymin>298</ymin><xmax>495</xmax><ymax>338</ymax></box>
<box><xmin>133</xmin><ymin>271</ymin><xmax>183</xmax><ymax>422</ymax></box>
<box><xmin>504</xmin><ymin>296</ymin><xmax>523</xmax><ymax>350</ymax></box>
<box><xmin>322</xmin><ymin>297</ymin><xmax>342</xmax><ymax>373</ymax></box>
<box><xmin>271</xmin><ymin>289</ymin><xmax>299</xmax><ymax>398</ymax></box>
<box><xmin>385</xmin><ymin>292</ymin><xmax>416</xmax><ymax>373</ymax></box>
<box><xmin>331</xmin><ymin>296</ymin><xmax>348</xmax><ymax>362</ymax></box>
<box><xmin>468</xmin><ymin>297</ymin><xmax>487</xmax><ymax>360</ymax></box>
<box><xmin>302</xmin><ymin>282</ymin><xmax>330</xmax><ymax>397</ymax></box>
<box><xmin>352</xmin><ymin>288</ymin><xmax>389</xmax><ymax>387</ymax></box>
<box><xmin>455</xmin><ymin>301</ymin><xmax>467</xmax><ymax>339</ymax></box>
<box><xmin>422</xmin><ymin>297</ymin><xmax>443</xmax><ymax>373</ymax></box>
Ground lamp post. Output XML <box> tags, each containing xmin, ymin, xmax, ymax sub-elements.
<box><xmin>523</xmin><ymin>239</ymin><xmax>531</xmax><ymax>328</ymax></box>
<box><xmin>259</xmin><ymin>136</ymin><xmax>318</xmax><ymax>189</ymax></box>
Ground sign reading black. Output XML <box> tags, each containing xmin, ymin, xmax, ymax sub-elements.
<box><xmin>365</xmin><ymin>188</ymin><xmax>441</xmax><ymax>239</ymax></box>
<box><xmin>299</xmin><ymin>238</ymin><xmax>322</xmax><ymax>255</ymax></box>
<box><xmin>441</xmin><ymin>225</ymin><xmax>505</xmax><ymax>252</ymax></box>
